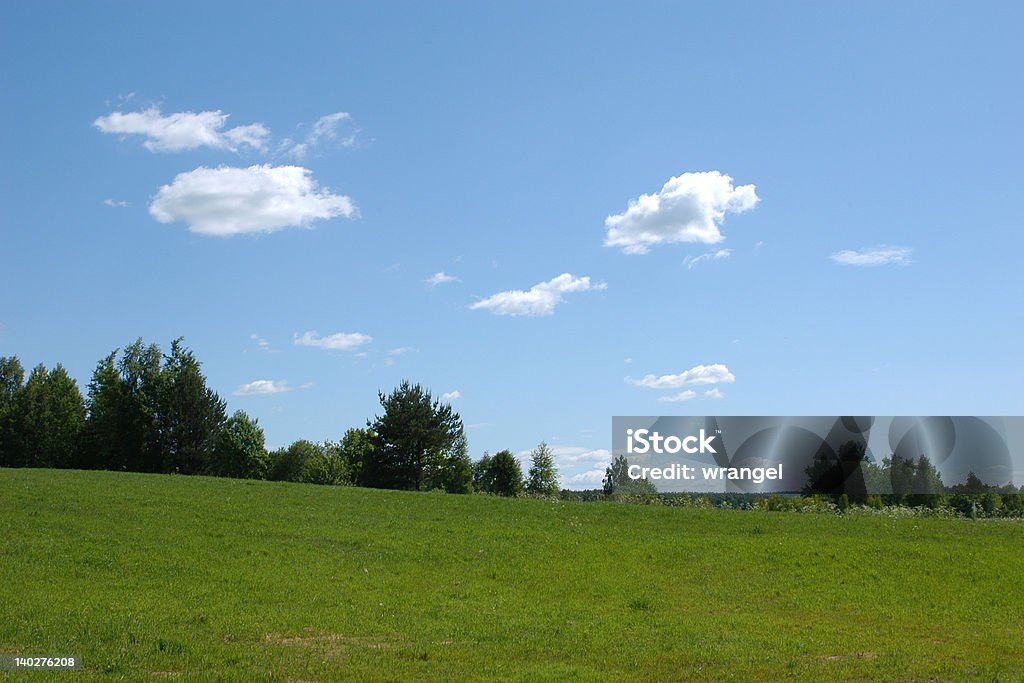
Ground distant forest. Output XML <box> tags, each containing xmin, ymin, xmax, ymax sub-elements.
<box><xmin>0</xmin><ymin>338</ymin><xmax>559</xmax><ymax>497</ymax></box>
<box><xmin>2</xmin><ymin>338</ymin><xmax>1022</xmax><ymax>518</ymax></box>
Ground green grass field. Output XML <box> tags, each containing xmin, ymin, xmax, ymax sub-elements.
<box><xmin>1</xmin><ymin>469</ymin><xmax>1022</xmax><ymax>681</ymax></box>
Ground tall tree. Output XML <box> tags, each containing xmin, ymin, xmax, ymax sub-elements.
<box><xmin>13</xmin><ymin>364</ymin><xmax>85</xmax><ymax>468</ymax></box>
<box><xmin>0</xmin><ymin>356</ymin><xmax>25</xmax><ymax>467</ymax></box>
<box><xmin>117</xmin><ymin>340</ymin><xmax>164</xmax><ymax>471</ymax></box>
<box><xmin>81</xmin><ymin>351</ymin><xmax>128</xmax><ymax>470</ymax></box>
<box><xmin>525</xmin><ymin>441</ymin><xmax>560</xmax><ymax>495</ymax></box>
<box><xmin>157</xmin><ymin>339</ymin><xmax>226</xmax><ymax>474</ymax></box>
<box><xmin>364</xmin><ymin>381</ymin><xmax>463</xmax><ymax>490</ymax></box>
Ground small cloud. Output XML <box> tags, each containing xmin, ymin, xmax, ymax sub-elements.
<box><xmin>624</xmin><ymin>357</ymin><xmax>633</xmax><ymax>364</ymax></box>
<box><xmin>470</xmin><ymin>273</ymin><xmax>606</xmax><ymax>317</ymax></box>
<box><xmin>658</xmin><ymin>390</ymin><xmax>697</xmax><ymax>403</ymax></box>
<box><xmin>604</xmin><ymin>171</ymin><xmax>759</xmax><ymax>254</ymax></box>
<box><xmin>294</xmin><ymin>330</ymin><xmax>372</xmax><ymax>351</ymax></box>
<box><xmin>830</xmin><ymin>246</ymin><xmax>913</xmax><ymax>267</ymax></box>
<box><xmin>387</xmin><ymin>347</ymin><xmax>414</xmax><ymax>356</ymax></box>
<box><xmin>103</xmin><ymin>198</ymin><xmax>128</xmax><ymax>208</ymax></box>
<box><xmin>281</xmin><ymin>112</ymin><xmax>356</xmax><ymax>159</ymax></box>
<box><xmin>628</xmin><ymin>363</ymin><xmax>735</xmax><ymax>389</ymax></box>
<box><xmin>440</xmin><ymin>390</ymin><xmax>461</xmax><ymax>402</ymax></box>
<box><xmin>754</xmin><ymin>240</ymin><xmax>764</xmax><ymax>248</ymax></box>
<box><xmin>705</xmin><ymin>388</ymin><xmax>725</xmax><ymax>399</ymax></box>
<box><xmin>731</xmin><ymin>338</ymin><xmax>740</xmax><ymax>344</ymax></box>
<box><xmin>250</xmin><ymin>333</ymin><xmax>276</xmax><ymax>352</ymax></box>
<box><xmin>149</xmin><ymin>165</ymin><xmax>356</xmax><ymax>236</ymax></box>
<box><xmin>426</xmin><ymin>271</ymin><xmax>457</xmax><ymax>287</ymax></box>
<box><xmin>94</xmin><ymin>106</ymin><xmax>269</xmax><ymax>153</ymax></box>
<box><xmin>233</xmin><ymin>379</ymin><xmax>310</xmax><ymax>396</ymax></box>
<box><xmin>684</xmin><ymin>248</ymin><xmax>732</xmax><ymax>269</ymax></box>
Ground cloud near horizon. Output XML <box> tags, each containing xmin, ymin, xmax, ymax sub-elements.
<box><xmin>470</xmin><ymin>273</ymin><xmax>606</xmax><ymax>317</ymax></box>
<box><xmin>148</xmin><ymin>165</ymin><xmax>356</xmax><ymax>236</ymax></box>
<box><xmin>94</xmin><ymin>106</ymin><xmax>269</xmax><ymax>152</ymax></box>
<box><xmin>605</xmin><ymin>171</ymin><xmax>759</xmax><ymax>254</ymax></box>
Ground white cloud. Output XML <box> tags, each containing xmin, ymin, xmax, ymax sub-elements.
<box><xmin>94</xmin><ymin>106</ymin><xmax>269</xmax><ymax>152</ymax></box>
<box><xmin>387</xmin><ymin>347</ymin><xmax>414</xmax><ymax>356</ymax></box>
<box><xmin>233</xmin><ymin>379</ymin><xmax>310</xmax><ymax>396</ymax></box>
<box><xmin>250</xmin><ymin>333</ymin><xmax>275</xmax><ymax>352</ymax></box>
<box><xmin>605</xmin><ymin>171</ymin><xmax>759</xmax><ymax>254</ymax></box>
<box><xmin>628</xmin><ymin>363</ymin><xmax>735</xmax><ymax>389</ymax></box>
<box><xmin>470</xmin><ymin>273</ymin><xmax>606</xmax><ymax>317</ymax></box>
<box><xmin>705</xmin><ymin>387</ymin><xmax>725</xmax><ymax>399</ymax></box>
<box><xmin>103</xmin><ymin>198</ymin><xmax>128</xmax><ymax>208</ymax></box>
<box><xmin>294</xmin><ymin>330</ymin><xmax>372</xmax><ymax>351</ymax></box>
<box><xmin>658</xmin><ymin>390</ymin><xmax>697</xmax><ymax>403</ymax></box>
<box><xmin>551</xmin><ymin>447</ymin><xmax>611</xmax><ymax>465</ymax></box>
<box><xmin>149</xmin><ymin>165</ymin><xmax>356</xmax><ymax>236</ymax></box>
<box><xmin>568</xmin><ymin>468</ymin><xmax>607</xmax><ymax>486</ymax></box>
<box><xmin>281</xmin><ymin>112</ymin><xmax>355</xmax><ymax>159</ymax></box>
<box><xmin>831</xmin><ymin>246</ymin><xmax>913</xmax><ymax>266</ymax></box>
<box><xmin>624</xmin><ymin>357</ymin><xmax>633</xmax><ymax>364</ymax></box>
<box><xmin>426</xmin><ymin>271</ymin><xmax>457</xmax><ymax>287</ymax></box>
<box><xmin>310</xmin><ymin>112</ymin><xmax>353</xmax><ymax>145</ymax></box>
<box><xmin>440</xmin><ymin>390</ymin><xmax>461</xmax><ymax>402</ymax></box>
<box><xmin>684</xmin><ymin>248</ymin><xmax>732</xmax><ymax>269</ymax></box>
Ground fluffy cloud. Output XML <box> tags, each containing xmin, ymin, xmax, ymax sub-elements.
<box><xmin>628</xmin><ymin>363</ymin><xmax>735</xmax><ymax>389</ymax></box>
<box><xmin>684</xmin><ymin>248</ymin><xmax>732</xmax><ymax>269</ymax></box>
<box><xmin>705</xmin><ymin>388</ymin><xmax>725</xmax><ymax>399</ymax></box>
<box><xmin>831</xmin><ymin>246</ymin><xmax>913</xmax><ymax>266</ymax></box>
<box><xmin>605</xmin><ymin>171</ymin><xmax>759</xmax><ymax>254</ymax></box>
<box><xmin>440</xmin><ymin>390</ymin><xmax>462</xmax><ymax>402</ymax></box>
<box><xmin>148</xmin><ymin>165</ymin><xmax>356</xmax><ymax>236</ymax></box>
<box><xmin>426</xmin><ymin>271</ymin><xmax>457</xmax><ymax>287</ymax></box>
<box><xmin>294</xmin><ymin>330</ymin><xmax>372</xmax><ymax>351</ymax></box>
<box><xmin>94</xmin><ymin>106</ymin><xmax>269</xmax><ymax>152</ymax></box>
<box><xmin>470</xmin><ymin>273</ymin><xmax>606</xmax><ymax>317</ymax></box>
<box><xmin>233</xmin><ymin>379</ymin><xmax>309</xmax><ymax>396</ymax></box>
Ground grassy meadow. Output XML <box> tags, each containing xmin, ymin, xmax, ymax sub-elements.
<box><xmin>1</xmin><ymin>468</ymin><xmax>1022</xmax><ymax>681</ymax></box>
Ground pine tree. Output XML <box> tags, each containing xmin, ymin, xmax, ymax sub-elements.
<box><xmin>364</xmin><ymin>381</ymin><xmax>463</xmax><ymax>490</ymax></box>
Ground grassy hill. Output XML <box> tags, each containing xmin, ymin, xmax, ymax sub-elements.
<box><xmin>1</xmin><ymin>469</ymin><xmax>1022</xmax><ymax>681</ymax></box>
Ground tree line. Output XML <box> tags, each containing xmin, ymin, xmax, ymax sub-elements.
<box><xmin>0</xmin><ymin>338</ymin><xmax>561</xmax><ymax>496</ymax></box>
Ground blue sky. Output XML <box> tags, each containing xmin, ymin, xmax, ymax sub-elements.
<box><xmin>2</xmin><ymin>2</ymin><xmax>1022</xmax><ymax>488</ymax></box>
